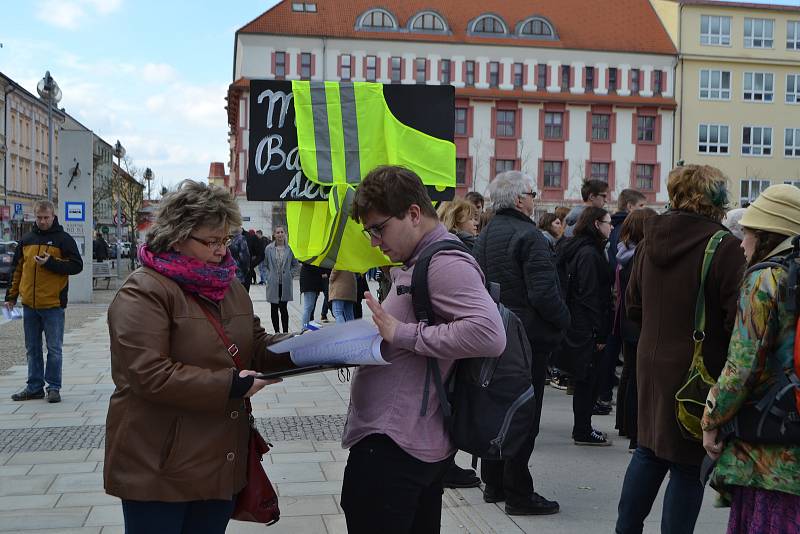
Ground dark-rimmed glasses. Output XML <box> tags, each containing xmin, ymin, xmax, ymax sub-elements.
<box><xmin>362</xmin><ymin>216</ymin><xmax>394</xmax><ymax>239</ymax></box>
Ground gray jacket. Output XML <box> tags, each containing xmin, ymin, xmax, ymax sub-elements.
<box><xmin>563</xmin><ymin>205</ymin><xmax>586</xmax><ymax>238</ymax></box>
<box><xmin>264</xmin><ymin>243</ymin><xmax>299</xmax><ymax>303</ymax></box>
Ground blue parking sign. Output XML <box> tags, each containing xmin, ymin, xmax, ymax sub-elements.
<box><xmin>13</xmin><ymin>203</ymin><xmax>22</xmax><ymax>215</ymax></box>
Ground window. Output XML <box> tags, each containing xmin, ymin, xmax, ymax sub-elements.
<box><xmin>789</xmin><ymin>21</ymin><xmax>800</xmax><ymax>50</ymax></box>
<box><xmin>365</xmin><ymin>55</ymin><xmax>377</xmax><ymax>82</ymax></box>
<box><xmin>585</xmin><ymin>67</ymin><xmax>595</xmax><ymax>93</ymax></box>
<box><xmin>537</xmin><ymin>63</ymin><xmax>547</xmax><ymax>89</ymax></box>
<box><xmin>275</xmin><ymin>51</ymin><xmax>286</xmax><ymax>78</ymax></box>
<box><xmin>441</xmin><ymin>59</ymin><xmax>451</xmax><ymax>84</ymax></box>
<box><xmin>561</xmin><ymin>65</ymin><xmax>570</xmax><ymax>92</ymax></box>
<box><xmin>411</xmin><ymin>12</ymin><xmax>446</xmax><ymax>32</ymax></box>
<box><xmin>519</xmin><ymin>17</ymin><xmax>554</xmax><ymax>38</ymax></box>
<box><xmin>591</xmin><ymin>114</ymin><xmax>610</xmax><ymax>141</ymax></box>
<box><xmin>543</xmin><ymin>161</ymin><xmax>562</xmax><ymax>188</ymax></box>
<box><xmin>699</xmin><ymin>69</ymin><xmax>731</xmax><ymax>100</ymax></box>
<box><xmin>654</xmin><ymin>70</ymin><xmax>663</xmax><ymax>95</ymax></box>
<box><xmin>701</xmin><ymin>15</ymin><xmax>731</xmax><ymax>46</ymax></box>
<box><xmin>495</xmin><ymin>159</ymin><xmax>516</xmax><ymax>175</ymax></box>
<box><xmin>786</xmin><ymin>180</ymin><xmax>800</xmax><ymax>188</ymax></box>
<box><xmin>785</xmin><ymin>128</ymin><xmax>800</xmax><ymax>157</ymax></box>
<box><xmin>455</xmin><ymin>108</ymin><xmax>468</xmax><ymax>136</ymax></box>
<box><xmin>544</xmin><ymin>112</ymin><xmax>563</xmax><ymax>139</ymax></box>
<box><xmin>456</xmin><ymin>158</ymin><xmax>468</xmax><ymax>185</ymax></box>
<box><xmin>631</xmin><ymin>69</ymin><xmax>640</xmax><ymax>95</ymax></box>
<box><xmin>300</xmin><ymin>52</ymin><xmax>312</xmax><ymax>79</ymax></box>
<box><xmin>741</xmin><ymin>179</ymin><xmax>771</xmax><ymax>205</ymax></box>
<box><xmin>391</xmin><ymin>56</ymin><xmax>402</xmax><ymax>83</ymax></box>
<box><xmin>635</xmin><ymin>164</ymin><xmax>655</xmax><ymax>190</ymax></box>
<box><xmin>608</xmin><ymin>68</ymin><xmax>618</xmax><ymax>93</ymax></box>
<box><xmin>473</xmin><ymin>15</ymin><xmax>506</xmax><ymax>34</ymax></box>
<box><xmin>787</xmin><ymin>74</ymin><xmax>800</xmax><ymax>103</ymax></box>
<box><xmin>744</xmin><ymin>72</ymin><xmax>774</xmax><ymax>102</ymax></box>
<box><xmin>359</xmin><ymin>8</ymin><xmax>395</xmax><ymax>29</ymax></box>
<box><xmin>745</xmin><ymin>18</ymin><xmax>774</xmax><ymax>48</ymax></box>
<box><xmin>698</xmin><ymin>124</ymin><xmax>729</xmax><ymax>154</ymax></box>
<box><xmin>465</xmin><ymin>61</ymin><xmax>476</xmax><ymax>87</ymax></box>
<box><xmin>742</xmin><ymin>126</ymin><xmax>773</xmax><ymax>155</ymax></box>
<box><xmin>292</xmin><ymin>2</ymin><xmax>317</xmax><ymax>12</ymax></box>
<box><xmin>637</xmin><ymin>116</ymin><xmax>656</xmax><ymax>142</ymax></box>
<box><xmin>489</xmin><ymin>61</ymin><xmax>500</xmax><ymax>88</ymax></box>
<box><xmin>415</xmin><ymin>58</ymin><xmax>427</xmax><ymax>84</ymax></box>
<box><xmin>496</xmin><ymin>110</ymin><xmax>516</xmax><ymax>137</ymax></box>
<box><xmin>513</xmin><ymin>63</ymin><xmax>524</xmax><ymax>88</ymax></box>
<box><xmin>341</xmin><ymin>55</ymin><xmax>352</xmax><ymax>81</ymax></box>
<box><xmin>590</xmin><ymin>163</ymin><xmax>610</xmax><ymax>182</ymax></box>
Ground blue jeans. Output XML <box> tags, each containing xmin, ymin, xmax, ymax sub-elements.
<box><xmin>302</xmin><ymin>291</ymin><xmax>320</xmax><ymax>328</ymax></box>
<box><xmin>23</xmin><ymin>305</ymin><xmax>64</xmax><ymax>392</ymax></box>
<box><xmin>121</xmin><ymin>498</ymin><xmax>235</xmax><ymax>534</ymax></box>
<box><xmin>332</xmin><ymin>300</ymin><xmax>354</xmax><ymax>323</ymax></box>
<box><xmin>615</xmin><ymin>446</ymin><xmax>704</xmax><ymax>534</ymax></box>
<box><xmin>258</xmin><ymin>262</ymin><xmax>267</xmax><ymax>284</ymax></box>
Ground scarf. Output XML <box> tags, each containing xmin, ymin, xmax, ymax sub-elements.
<box><xmin>138</xmin><ymin>244</ymin><xmax>236</xmax><ymax>302</ymax></box>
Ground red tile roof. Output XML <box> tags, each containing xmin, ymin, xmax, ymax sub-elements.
<box><xmin>238</xmin><ymin>0</ymin><xmax>677</xmax><ymax>55</ymax></box>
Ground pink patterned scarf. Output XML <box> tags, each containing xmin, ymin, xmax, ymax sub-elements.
<box><xmin>138</xmin><ymin>244</ymin><xmax>236</xmax><ymax>302</ymax></box>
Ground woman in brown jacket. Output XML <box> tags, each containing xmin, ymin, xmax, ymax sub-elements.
<box><xmin>328</xmin><ymin>269</ymin><xmax>357</xmax><ymax>323</ymax></box>
<box><xmin>615</xmin><ymin>166</ymin><xmax>746</xmax><ymax>534</ymax></box>
<box><xmin>104</xmin><ymin>180</ymin><xmax>289</xmax><ymax>533</ymax></box>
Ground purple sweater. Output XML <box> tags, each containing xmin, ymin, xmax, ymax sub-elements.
<box><xmin>341</xmin><ymin>224</ymin><xmax>506</xmax><ymax>462</ymax></box>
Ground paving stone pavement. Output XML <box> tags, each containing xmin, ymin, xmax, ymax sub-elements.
<box><xmin>0</xmin><ymin>280</ymin><xmax>730</xmax><ymax>533</ymax></box>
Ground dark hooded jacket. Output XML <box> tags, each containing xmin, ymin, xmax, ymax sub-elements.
<box><xmin>626</xmin><ymin>210</ymin><xmax>745</xmax><ymax>466</ymax></box>
<box><xmin>607</xmin><ymin>210</ymin><xmax>629</xmax><ymax>279</ymax></box>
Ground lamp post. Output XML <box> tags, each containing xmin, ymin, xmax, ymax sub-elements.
<box><xmin>143</xmin><ymin>167</ymin><xmax>153</xmax><ymax>201</ymax></box>
<box><xmin>113</xmin><ymin>140</ymin><xmax>125</xmax><ymax>279</ymax></box>
<box><xmin>36</xmin><ymin>71</ymin><xmax>61</xmax><ymax>201</ymax></box>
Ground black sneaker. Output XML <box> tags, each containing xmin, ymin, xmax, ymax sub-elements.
<box><xmin>574</xmin><ymin>429</ymin><xmax>612</xmax><ymax>446</ymax></box>
<box><xmin>11</xmin><ymin>388</ymin><xmax>45</xmax><ymax>401</ymax></box>
<box><xmin>46</xmin><ymin>389</ymin><xmax>61</xmax><ymax>403</ymax></box>
<box><xmin>505</xmin><ymin>492</ymin><xmax>560</xmax><ymax>516</ymax></box>
<box><xmin>442</xmin><ymin>464</ymin><xmax>481</xmax><ymax>489</ymax></box>
<box><xmin>483</xmin><ymin>486</ymin><xmax>506</xmax><ymax>503</ymax></box>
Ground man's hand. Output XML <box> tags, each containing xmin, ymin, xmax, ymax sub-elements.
<box><xmin>4</xmin><ymin>301</ymin><xmax>14</xmax><ymax>311</ymax></box>
<box><xmin>34</xmin><ymin>253</ymin><xmax>51</xmax><ymax>266</ymax></box>
<box><xmin>364</xmin><ymin>291</ymin><xmax>399</xmax><ymax>343</ymax></box>
<box><xmin>596</xmin><ymin>343</ymin><xmax>606</xmax><ymax>351</ymax></box>
<box><xmin>238</xmin><ymin>370</ymin><xmax>282</xmax><ymax>398</ymax></box>
<box><xmin>703</xmin><ymin>428</ymin><xmax>722</xmax><ymax>460</ymax></box>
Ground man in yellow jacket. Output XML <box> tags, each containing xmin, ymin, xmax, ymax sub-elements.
<box><xmin>4</xmin><ymin>200</ymin><xmax>83</xmax><ymax>403</ymax></box>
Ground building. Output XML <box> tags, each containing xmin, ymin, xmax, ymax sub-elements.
<box><xmin>652</xmin><ymin>0</ymin><xmax>800</xmax><ymax>206</ymax></box>
<box><xmin>207</xmin><ymin>161</ymin><xmax>234</xmax><ymax>192</ymax></box>
<box><xmin>228</xmin><ymin>0</ymin><xmax>678</xmax><ymax>214</ymax></box>
<box><xmin>1</xmin><ymin>72</ymin><xmax>65</xmax><ymax>240</ymax></box>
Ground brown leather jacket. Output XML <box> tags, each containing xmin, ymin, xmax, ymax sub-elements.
<box><xmin>104</xmin><ymin>267</ymin><xmax>290</xmax><ymax>502</ymax></box>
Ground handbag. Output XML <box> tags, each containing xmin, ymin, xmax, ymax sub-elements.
<box><xmin>190</xmin><ymin>294</ymin><xmax>280</xmax><ymax>525</ymax></box>
<box><xmin>675</xmin><ymin>230</ymin><xmax>728</xmax><ymax>442</ymax></box>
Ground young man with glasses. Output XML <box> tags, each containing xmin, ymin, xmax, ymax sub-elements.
<box><xmin>564</xmin><ymin>179</ymin><xmax>610</xmax><ymax>237</ymax></box>
<box><xmin>341</xmin><ymin>165</ymin><xmax>506</xmax><ymax>533</ymax></box>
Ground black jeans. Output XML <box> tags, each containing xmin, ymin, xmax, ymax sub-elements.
<box><xmin>121</xmin><ymin>498</ymin><xmax>235</xmax><ymax>534</ymax></box>
<box><xmin>271</xmin><ymin>283</ymin><xmax>289</xmax><ymax>333</ymax></box>
<box><xmin>480</xmin><ymin>350</ymin><xmax>548</xmax><ymax>504</ymax></box>
<box><xmin>572</xmin><ymin>350</ymin><xmax>601</xmax><ymax>438</ymax></box>
<box><xmin>341</xmin><ymin>434</ymin><xmax>450</xmax><ymax>534</ymax></box>
<box><xmin>598</xmin><ymin>332</ymin><xmax>622</xmax><ymax>402</ymax></box>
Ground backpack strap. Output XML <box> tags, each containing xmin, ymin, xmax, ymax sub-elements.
<box><xmin>693</xmin><ymin>231</ymin><xmax>728</xmax><ymax>344</ymax></box>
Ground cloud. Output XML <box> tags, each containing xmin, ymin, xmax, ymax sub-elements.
<box><xmin>35</xmin><ymin>0</ymin><xmax>123</xmax><ymax>31</ymax></box>
<box><xmin>141</xmin><ymin>63</ymin><xmax>177</xmax><ymax>84</ymax></box>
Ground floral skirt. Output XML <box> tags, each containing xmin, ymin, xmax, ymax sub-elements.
<box><xmin>727</xmin><ymin>485</ymin><xmax>800</xmax><ymax>534</ymax></box>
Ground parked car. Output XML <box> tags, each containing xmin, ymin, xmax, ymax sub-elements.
<box><xmin>0</xmin><ymin>241</ymin><xmax>18</xmax><ymax>287</ymax></box>
<box><xmin>119</xmin><ymin>242</ymin><xmax>132</xmax><ymax>258</ymax></box>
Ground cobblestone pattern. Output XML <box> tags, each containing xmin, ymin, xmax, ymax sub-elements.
<box><xmin>0</xmin><ymin>415</ymin><xmax>346</xmax><ymax>454</ymax></box>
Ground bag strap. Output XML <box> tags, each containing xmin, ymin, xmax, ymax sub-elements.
<box><xmin>693</xmin><ymin>230</ymin><xmax>729</xmax><ymax>344</ymax></box>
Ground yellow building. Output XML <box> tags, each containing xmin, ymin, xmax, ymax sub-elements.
<box><xmin>652</xmin><ymin>0</ymin><xmax>800</xmax><ymax>206</ymax></box>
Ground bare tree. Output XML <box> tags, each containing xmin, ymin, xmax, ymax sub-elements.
<box><xmin>112</xmin><ymin>156</ymin><xmax>145</xmax><ymax>247</ymax></box>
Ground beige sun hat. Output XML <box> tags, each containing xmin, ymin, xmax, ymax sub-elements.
<box><xmin>740</xmin><ymin>184</ymin><xmax>800</xmax><ymax>237</ymax></box>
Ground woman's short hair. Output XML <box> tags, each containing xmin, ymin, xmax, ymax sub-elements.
<box><xmin>619</xmin><ymin>207</ymin><xmax>657</xmax><ymax>246</ymax></box>
<box><xmin>438</xmin><ymin>198</ymin><xmax>476</xmax><ymax>233</ymax></box>
<box><xmin>489</xmin><ymin>171</ymin><xmax>535</xmax><ymax>211</ymax></box>
<box><xmin>538</xmin><ymin>213</ymin><xmax>558</xmax><ymax>233</ymax></box>
<box><xmin>146</xmin><ymin>180</ymin><xmax>242</xmax><ymax>253</ymax></box>
<box><xmin>554</xmin><ymin>206</ymin><xmax>570</xmax><ymax>223</ymax></box>
<box><xmin>574</xmin><ymin>206</ymin><xmax>609</xmax><ymax>246</ymax></box>
<box><xmin>667</xmin><ymin>165</ymin><xmax>729</xmax><ymax>223</ymax></box>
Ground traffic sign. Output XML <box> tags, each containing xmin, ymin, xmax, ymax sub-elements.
<box><xmin>13</xmin><ymin>203</ymin><xmax>22</xmax><ymax>215</ymax></box>
<box><xmin>113</xmin><ymin>212</ymin><xmax>128</xmax><ymax>225</ymax></box>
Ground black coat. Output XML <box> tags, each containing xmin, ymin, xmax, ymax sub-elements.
<box><xmin>473</xmin><ymin>208</ymin><xmax>570</xmax><ymax>354</ymax></box>
<box><xmin>607</xmin><ymin>210</ymin><xmax>629</xmax><ymax>280</ymax></box>
<box><xmin>555</xmin><ymin>235</ymin><xmax>612</xmax><ymax>379</ymax></box>
<box><xmin>245</xmin><ymin>232</ymin><xmax>265</xmax><ymax>267</ymax></box>
<box><xmin>299</xmin><ymin>263</ymin><xmax>330</xmax><ymax>293</ymax></box>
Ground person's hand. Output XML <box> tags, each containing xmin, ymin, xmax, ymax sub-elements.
<box><xmin>596</xmin><ymin>343</ymin><xmax>606</xmax><ymax>351</ymax></box>
<box><xmin>34</xmin><ymin>252</ymin><xmax>50</xmax><ymax>266</ymax></box>
<box><xmin>364</xmin><ymin>291</ymin><xmax>399</xmax><ymax>343</ymax></box>
<box><xmin>239</xmin><ymin>370</ymin><xmax>282</xmax><ymax>398</ymax></box>
<box><xmin>703</xmin><ymin>428</ymin><xmax>722</xmax><ymax>460</ymax></box>
<box><xmin>4</xmin><ymin>301</ymin><xmax>14</xmax><ymax>311</ymax></box>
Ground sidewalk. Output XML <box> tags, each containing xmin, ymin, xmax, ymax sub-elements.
<box><xmin>0</xmin><ymin>280</ymin><xmax>729</xmax><ymax>533</ymax></box>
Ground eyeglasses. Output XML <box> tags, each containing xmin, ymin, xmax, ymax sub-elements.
<box><xmin>362</xmin><ymin>215</ymin><xmax>394</xmax><ymax>239</ymax></box>
<box><xmin>189</xmin><ymin>235</ymin><xmax>232</xmax><ymax>251</ymax></box>
<box><xmin>598</xmin><ymin>219</ymin><xmax>613</xmax><ymax>226</ymax></box>
<box><xmin>596</xmin><ymin>193</ymin><xmax>608</xmax><ymax>199</ymax></box>
<box><xmin>520</xmin><ymin>191</ymin><xmax>537</xmax><ymax>199</ymax></box>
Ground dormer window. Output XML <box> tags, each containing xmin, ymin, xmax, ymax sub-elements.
<box><xmin>410</xmin><ymin>11</ymin><xmax>447</xmax><ymax>32</ymax></box>
<box><xmin>519</xmin><ymin>17</ymin><xmax>556</xmax><ymax>39</ymax></box>
<box><xmin>358</xmin><ymin>8</ymin><xmax>397</xmax><ymax>29</ymax></box>
<box><xmin>291</xmin><ymin>3</ymin><xmax>316</xmax><ymax>13</ymax></box>
<box><xmin>472</xmin><ymin>15</ymin><xmax>507</xmax><ymax>35</ymax></box>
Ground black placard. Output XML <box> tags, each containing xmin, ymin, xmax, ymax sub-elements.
<box><xmin>246</xmin><ymin>80</ymin><xmax>455</xmax><ymax>202</ymax></box>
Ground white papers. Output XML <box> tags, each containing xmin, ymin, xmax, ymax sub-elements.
<box><xmin>2</xmin><ymin>307</ymin><xmax>23</xmax><ymax>321</ymax></box>
<box><xmin>268</xmin><ymin>319</ymin><xmax>387</xmax><ymax>367</ymax></box>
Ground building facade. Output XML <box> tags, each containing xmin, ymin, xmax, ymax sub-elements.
<box><xmin>229</xmin><ymin>0</ymin><xmax>678</xmax><ymax>215</ymax></box>
<box><xmin>653</xmin><ymin>0</ymin><xmax>800</xmax><ymax>206</ymax></box>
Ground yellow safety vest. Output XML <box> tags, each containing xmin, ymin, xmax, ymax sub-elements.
<box><xmin>292</xmin><ymin>81</ymin><xmax>455</xmax><ymax>189</ymax></box>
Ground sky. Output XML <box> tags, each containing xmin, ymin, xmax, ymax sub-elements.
<box><xmin>1</xmin><ymin>0</ymin><xmax>798</xmax><ymax>189</ymax></box>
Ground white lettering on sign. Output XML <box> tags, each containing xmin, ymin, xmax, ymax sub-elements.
<box><xmin>280</xmin><ymin>172</ymin><xmax>329</xmax><ymax>200</ymax></box>
<box><xmin>257</xmin><ymin>90</ymin><xmax>293</xmax><ymax>129</ymax></box>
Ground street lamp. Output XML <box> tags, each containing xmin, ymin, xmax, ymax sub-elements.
<box><xmin>113</xmin><ymin>140</ymin><xmax>125</xmax><ymax>279</ymax></box>
<box><xmin>36</xmin><ymin>71</ymin><xmax>61</xmax><ymax>201</ymax></box>
<box><xmin>143</xmin><ymin>167</ymin><xmax>153</xmax><ymax>201</ymax></box>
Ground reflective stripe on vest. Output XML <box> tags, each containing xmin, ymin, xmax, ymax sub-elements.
<box><xmin>293</xmin><ymin>80</ymin><xmax>455</xmax><ymax>189</ymax></box>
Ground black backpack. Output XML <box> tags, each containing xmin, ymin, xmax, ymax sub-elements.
<box><xmin>399</xmin><ymin>240</ymin><xmax>537</xmax><ymax>460</ymax></box>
